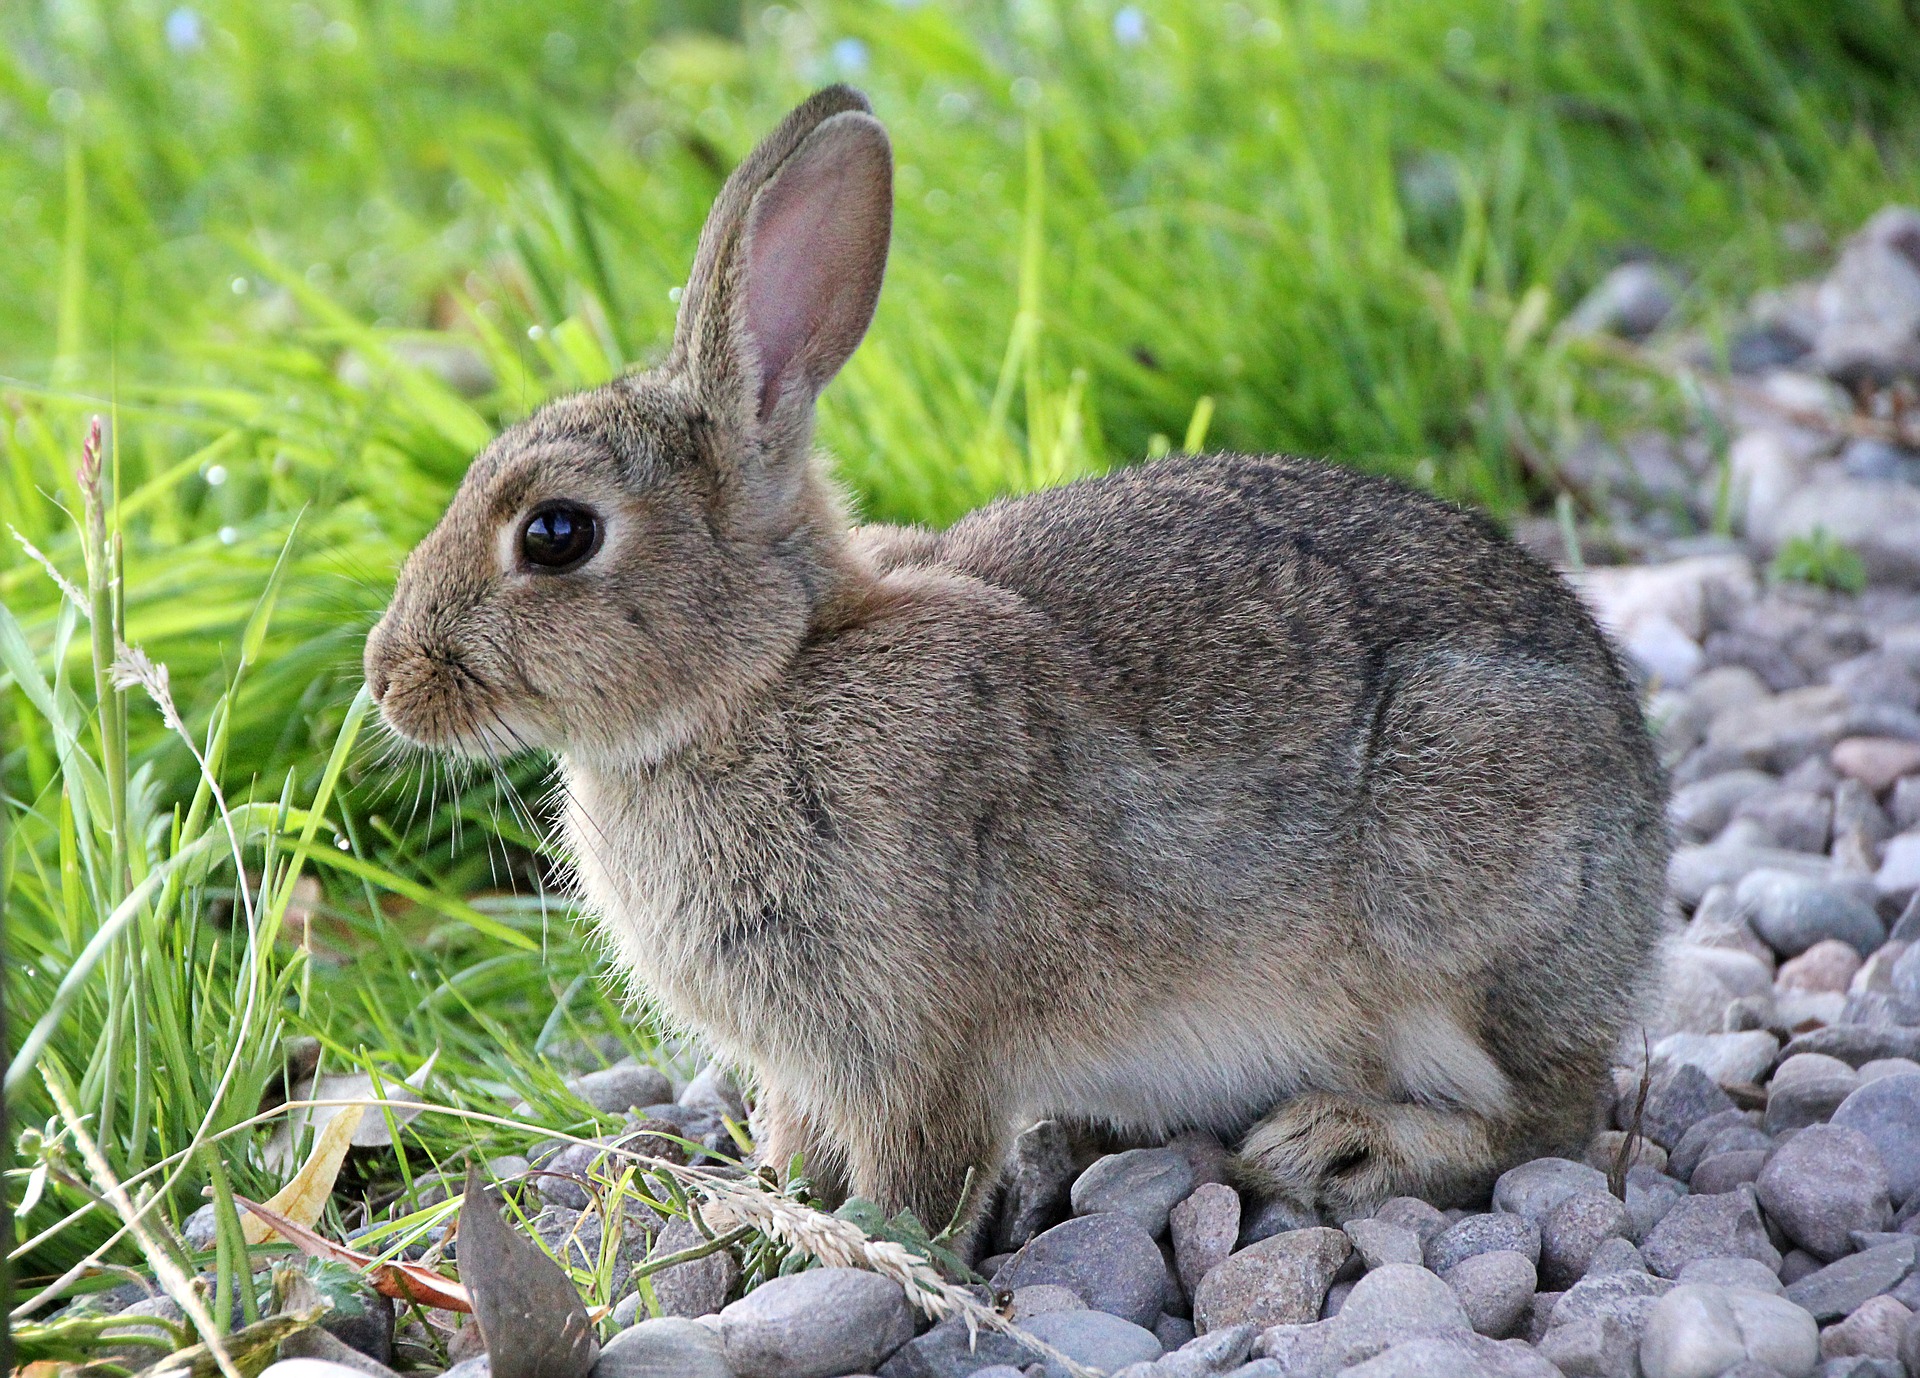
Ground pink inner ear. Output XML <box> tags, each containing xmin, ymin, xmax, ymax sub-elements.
<box><xmin>742</xmin><ymin>118</ymin><xmax>890</xmax><ymax>421</ymax></box>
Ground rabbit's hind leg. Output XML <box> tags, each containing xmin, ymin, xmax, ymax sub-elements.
<box><xmin>1234</xmin><ymin>1092</ymin><xmax>1509</xmax><ymax>1220</ymax></box>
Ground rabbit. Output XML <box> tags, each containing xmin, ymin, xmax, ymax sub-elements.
<box><xmin>364</xmin><ymin>84</ymin><xmax>1669</xmax><ymax>1234</ymax></box>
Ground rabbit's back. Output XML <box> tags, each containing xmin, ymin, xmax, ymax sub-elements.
<box><xmin>931</xmin><ymin>453</ymin><xmax>1644</xmax><ymax>765</ymax></box>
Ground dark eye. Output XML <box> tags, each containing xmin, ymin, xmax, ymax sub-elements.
<box><xmin>520</xmin><ymin>503</ymin><xmax>600</xmax><ymax>571</ymax></box>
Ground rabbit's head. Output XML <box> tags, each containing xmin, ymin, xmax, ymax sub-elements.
<box><xmin>364</xmin><ymin>86</ymin><xmax>891</xmax><ymax>763</ymax></box>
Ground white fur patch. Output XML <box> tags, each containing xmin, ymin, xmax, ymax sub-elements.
<box><xmin>1386</xmin><ymin>1005</ymin><xmax>1512</xmax><ymax>1116</ymax></box>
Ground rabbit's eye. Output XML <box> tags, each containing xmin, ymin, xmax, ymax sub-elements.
<box><xmin>521</xmin><ymin>503</ymin><xmax>600</xmax><ymax>571</ymax></box>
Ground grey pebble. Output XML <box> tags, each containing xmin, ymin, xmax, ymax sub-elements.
<box><xmin>1640</xmin><ymin>1063</ymin><xmax>1739</xmax><ymax>1152</ymax></box>
<box><xmin>1427</xmin><ymin>1214</ymin><xmax>1542</xmax><ymax>1274</ymax></box>
<box><xmin>1539</xmin><ymin>1191</ymin><xmax>1630</xmax><ymax>1290</ymax></box>
<box><xmin>593</xmin><ymin>1316</ymin><xmax>735</xmax><ymax>1378</ymax></box>
<box><xmin>1190</xmin><ymin>1226</ymin><xmax>1351</xmax><ymax>1333</ymax></box>
<box><xmin>1443</xmin><ymin>1250</ymin><xmax>1538</xmax><ymax>1339</ymax></box>
<box><xmin>1637</xmin><ymin>1283</ymin><xmax>1819</xmax><ymax>1378</ymax></box>
<box><xmin>993</xmin><ymin>1121</ymin><xmax>1078</xmax><ymax>1253</ymax></box>
<box><xmin>716</xmin><ymin>1267</ymin><xmax>914</xmax><ymax>1378</ymax></box>
<box><xmin>1676</xmin><ymin>1256</ymin><xmax>1785</xmax><ymax>1294</ymax></box>
<box><xmin>571</xmin><ymin>1062</ymin><xmax>675</xmax><ymax>1116</ymax></box>
<box><xmin>995</xmin><ymin>1212</ymin><xmax>1169</xmax><ymax>1328</ymax></box>
<box><xmin>1070</xmin><ymin>1149</ymin><xmax>1195</xmax><ymax>1239</ymax></box>
<box><xmin>1781</xmin><ymin>1238</ymin><xmax>1918</xmax><ymax>1320</ymax></box>
<box><xmin>1642</xmin><ymin>1185</ymin><xmax>1783</xmax><ymax>1278</ymax></box>
<box><xmin>1755</xmin><ymin>1123</ymin><xmax>1893</xmax><ymax>1260</ymax></box>
<box><xmin>1343</xmin><ymin>1218</ymin><xmax>1425</xmax><ymax>1271</ymax></box>
<box><xmin>1767</xmin><ymin>1074</ymin><xmax>1863</xmax><ymax>1135</ymax></box>
<box><xmin>645</xmin><ymin>1216</ymin><xmax>739</xmax><ymax>1318</ymax></box>
<box><xmin>1170</xmin><ymin>1183</ymin><xmax>1240</xmax><ymax>1299</ymax></box>
<box><xmin>1830</xmin><ymin>1072</ymin><xmax>1920</xmax><ymax>1205</ymax></box>
<box><xmin>1492</xmin><ymin>1158</ymin><xmax>1613</xmax><ymax>1223</ymax></box>
<box><xmin>1007</xmin><ymin>1284</ymin><xmax>1084</xmax><ymax>1322</ymax></box>
<box><xmin>1737</xmin><ymin>869</ymin><xmax>1886</xmax><ymax>956</ymax></box>
<box><xmin>1019</xmin><ymin>1309</ymin><xmax>1163</xmax><ymax>1377</ymax></box>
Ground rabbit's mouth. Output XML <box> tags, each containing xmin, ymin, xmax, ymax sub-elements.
<box><xmin>367</xmin><ymin>644</ymin><xmax>538</xmax><ymax>762</ymax></box>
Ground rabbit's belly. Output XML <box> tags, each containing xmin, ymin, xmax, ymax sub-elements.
<box><xmin>1019</xmin><ymin>1000</ymin><xmax>1345</xmax><ymax>1138</ymax></box>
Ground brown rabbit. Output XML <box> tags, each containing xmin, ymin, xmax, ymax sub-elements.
<box><xmin>365</xmin><ymin>86</ymin><xmax>1668</xmax><ymax>1232</ymax></box>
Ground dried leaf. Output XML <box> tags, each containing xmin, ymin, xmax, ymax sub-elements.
<box><xmin>242</xmin><ymin>1102</ymin><xmax>365</xmax><ymax>1245</ymax></box>
<box><xmin>459</xmin><ymin>1164</ymin><xmax>599</xmax><ymax>1378</ymax></box>
<box><xmin>234</xmin><ymin>1195</ymin><xmax>472</xmax><ymax>1313</ymax></box>
<box><xmin>264</xmin><ymin>1052</ymin><xmax>438</xmax><ymax>1172</ymax></box>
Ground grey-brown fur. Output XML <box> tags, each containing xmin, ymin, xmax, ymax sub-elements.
<box><xmin>365</xmin><ymin>86</ymin><xmax>1669</xmax><ymax>1231</ymax></box>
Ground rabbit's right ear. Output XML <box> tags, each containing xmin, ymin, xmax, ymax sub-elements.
<box><xmin>671</xmin><ymin>85</ymin><xmax>892</xmax><ymax>445</ymax></box>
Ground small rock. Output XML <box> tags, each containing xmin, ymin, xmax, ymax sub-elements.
<box><xmin>1565</xmin><ymin>261</ymin><xmax>1678</xmax><ymax>341</ymax></box>
<box><xmin>1781</xmin><ymin>1027</ymin><xmax>1920</xmax><ymax>1067</ymax></box>
<box><xmin>1691</xmin><ymin>1150</ymin><xmax>1770</xmax><ymax>1195</ymax></box>
<box><xmin>1829</xmin><ymin>1072</ymin><xmax>1920</xmax><ymax>1205</ymax></box>
<box><xmin>1783</xmin><ymin>1240</ymin><xmax>1919</xmax><ymax>1321</ymax></box>
<box><xmin>1655</xmin><ymin>1032</ymin><xmax>1781</xmax><ymax>1088</ymax></box>
<box><xmin>1877</xmin><ymin>833</ymin><xmax>1920</xmax><ymax>904</ymax></box>
<box><xmin>1625</xmin><ymin>1168</ymin><xmax>1691</xmax><ymax>1244</ymax></box>
<box><xmin>1235</xmin><ymin>1196</ymin><xmax>1318</xmax><ymax>1247</ymax></box>
<box><xmin>1833</xmin><ymin>738</ymin><xmax>1920</xmax><ymax>795</ymax></box>
<box><xmin>1858</xmin><ymin>1057</ymin><xmax>1920</xmax><ymax>1083</ymax></box>
<box><xmin>1070</xmin><ymin>1149</ymin><xmax>1195</xmax><ymax>1239</ymax></box>
<box><xmin>1671</xmin><ymin>843</ymin><xmax>1832</xmax><ymax>910</ymax></box>
<box><xmin>1537</xmin><ymin>1310</ymin><xmax>1647</xmax><ymax>1378</ymax></box>
<box><xmin>1738</xmin><ymin>870</ymin><xmax>1887</xmax><ymax>957</ymax></box>
<box><xmin>1779</xmin><ymin>942</ymin><xmax>1866</xmax><ymax>995</ymax></box>
<box><xmin>1007</xmin><ymin>1285</ymin><xmax>1085</xmax><ymax>1322</ymax></box>
<box><xmin>1670</xmin><ymin>1110</ymin><xmax>1766</xmax><ymax>1181</ymax></box>
<box><xmin>1674</xmin><ymin>771</ymin><xmax>1783</xmax><ymax>842</ymax></box>
<box><xmin>1428</xmin><ymin>1214</ymin><xmax>1543</xmax><ymax>1273</ymax></box>
<box><xmin>1344</xmin><ymin>1219</ymin><xmax>1425</xmax><ymax>1271</ymax></box>
<box><xmin>1587</xmin><ymin>1130</ymin><xmax>1670</xmax><ymax>1177</ymax></box>
<box><xmin>1733</xmin><ymin>787</ymin><xmax>1834</xmax><ymax>854</ymax></box>
<box><xmin>1587</xmin><ymin>1238</ymin><xmax>1651</xmax><ymax>1276</ymax></box>
<box><xmin>1374</xmin><ymin>1197</ymin><xmax>1450</xmax><ymax>1244</ymax></box>
<box><xmin>876</xmin><ymin>1320</ymin><xmax>1033</xmax><ymax>1377</ymax></box>
<box><xmin>1642</xmin><ymin>1185</ymin><xmax>1784</xmax><ymax>1278</ymax></box>
<box><xmin>1492</xmin><ymin>1158</ymin><xmax>1613</xmax><ymax>1223</ymax></box>
<box><xmin>1638</xmin><ymin>1284</ymin><xmax>1820</xmax><ymax>1378</ymax></box>
<box><xmin>1641</xmin><ymin>1064</ymin><xmax>1740</xmax><ymax>1151</ymax></box>
<box><xmin>571</xmin><ymin>1063</ymin><xmax>675</xmax><ymax>1117</ymax></box>
<box><xmin>1755</xmin><ymin>1124</ymin><xmax>1894</xmax><ymax>1260</ymax></box>
<box><xmin>1160</xmin><ymin>1320</ymin><xmax>1251</xmax><ymax>1372</ymax></box>
<box><xmin>716</xmin><ymin>1268</ymin><xmax>913</xmax><ymax>1378</ymax></box>
<box><xmin>679</xmin><ymin>1063</ymin><xmax>747</xmax><ymax>1122</ymax></box>
<box><xmin>1153</xmin><ymin>1313</ymin><xmax>1196</xmax><ymax>1351</ymax></box>
<box><xmin>1677</xmin><ymin>1258</ymin><xmax>1785</xmax><ymax>1294</ymax></box>
<box><xmin>594</xmin><ymin>1317</ymin><xmax>734</xmax><ymax>1378</ymax></box>
<box><xmin>1170</xmin><ymin>1183</ymin><xmax>1240</xmax><ymax>1298</ymax></box>
<box><xmin>1768</xmin><ymin>1075</ymin><xmax>1863</xmax><ymax>1136</ymax></box>
<box><xmin>1018</xmin><ymin>1309</ymin><xmax>1163</xmax><ymax>1375</ymax></box>
<box><xmin>1444</xmin><ymin>1251</ymin><xmax>1538</xmax><ymax>1338</ymax></box>
<box><xmin>1190</xmin><ymin>1228</ymin><xmax>1351</xmax><ymax>1333</ymax></box>
<box><xmin>645</xmin><ymin>1218</ymin><xmax>739</xmax><ymax>1318</ymax></box>
<box><xmin>994</xmin><ymin>1121</ymin><xmax>1078</xmax><ymax>1253</ymax></box>
<box><xmin>1329</xmin><ymin>1263</ymin><xmax>1473</xmax><ymax>1365</ymax></box>
<box><xmin>1540</xmin><ymin>1192</ymin><xmax>1632</xmax><ymax>1291</ymax></box>
<box><xmin>1820</xmin><ymin>1295</ymin><xmax>1912</xmax><ymax>1362</ymax></box>
<box><xmin>995</xmin><ymin>1213</ymin><xmax>1169</xmax><ymax>1328</ymax></box>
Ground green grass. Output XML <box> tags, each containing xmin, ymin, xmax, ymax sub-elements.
<box><xmin>6</xmin><ymin>0</ymin><xmax>1920</xmax><ymax>1350</ymax></box>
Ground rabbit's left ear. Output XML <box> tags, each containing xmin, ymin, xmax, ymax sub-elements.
<box><xmin>674</xmin><ymin>87</ymin><xmax>893</xmax><ymax>432</ymax></box>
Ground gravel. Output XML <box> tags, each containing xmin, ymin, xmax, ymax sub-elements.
<box><xmin>1070</xmin><ymin>1148</ymin><xmax>1195</xmax><ymax>1239</ymax></box>
<box><xmin>994</xmin><ymin>1213</ymin><xmax>1169</xmax><ymax>1328</ymax></box>
<box><xmin>1754</xmin><ymin>1124</ymin><xmax>1894</xmax><ymax>1260</ymax></box>
<box><xmin>715</xmin><ymin>1268</ymin><xmax>914</xmax><ymax>1378</ymax></box>
<box><xmin>1189</xmin><ymin>1227</ymin><xmax>1351</xmax><ymax>1333</ymax></box>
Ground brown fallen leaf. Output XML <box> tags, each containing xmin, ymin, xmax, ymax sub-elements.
<box><xmin>233</xmin><ymin>1195</ymin><xmax>472</xmax><ymax>1313</ymax></box>
<box><xmin>459</xmin><ymin>1164</ymin><xmax>599</xmax><ymax>1378</ymax></box>
<box><xmin>242</xmin><ymin>1102</ymin><xmax>366</xmax><ymax>1246</ymax></box>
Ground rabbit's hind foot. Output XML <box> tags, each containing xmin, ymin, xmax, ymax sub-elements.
<box><xmin>1234</xmin><ymin>1092</ymin><xmax>1508</xmax><ymax>1222</ymax></box>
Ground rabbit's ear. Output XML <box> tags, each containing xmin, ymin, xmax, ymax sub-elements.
<box><xmin>674</xmin><ymin>86</ymin><xmax>892</xmax><ymax>433</ymax></box>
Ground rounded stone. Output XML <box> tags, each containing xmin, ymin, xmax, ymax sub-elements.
<box><xmin>994</xmin><ymin>1212</ymin><xmax>1169</xmax><ymax>1327</ymax></box>
<box><xmin>1539</xmin><ymin>1191</ymin><xmax>1631</xmax><ymax>1291</ymax></box>
<box><xmin>1638</xmin><ymin>1284</ymin><xmax>1819</xmax><ymax>1378</ymax></box>
<box><xmin>1765</xmin><ymin>1073</ymin><xmax>1861</xmax><ymax>1135</ymax></box>
<box><xmin>1736</xmin><ymin>869</ymin><xmax>1885</xmax><ymax>957</ymax></box>
<box><xmin>716</xmin><ymin>1268</ymin><xmax>913</xmax><ymax>1378</ymax></box>
<box><xmin>1007</xmin><ymin>1284</ymin><xmax>1085</xmax><ymax>1322</ymax></box>
<box><xmin>1675</xmin><ymin>1257</ymin><xmax>1784</xmax><ymax>1295</ymax></box>
<box><xmin>1189</xmin><ymin>1227</ymin><xmax>1351</xmax><ymax>1333</ymax></box>
<box><xmin>1427</xmin><ymin>1213</ymin><xmax>1542</xmax><ymax>1273</ymax></box>
<box><xmin>570</xmin><ymin>1063</ymin><xmax>675</xmax><ymax>1116</ymax></box>
<box><xmin>1819</xmin><ymin>1294</ymin><xmax>1912</xmax><ymax>1362</ymax></box>
<box><xmin>1069</xmin><ymin>1148</ymin><xmax>1195</xmax><ymax>1239</ymax></box>
<box><xmin>1169</xmin><ymin>1182</ymin><xmax>1240</xmax><ymax>1298</ymax></box>
<box><xmin>1018</xmin><ymin>1308</ymin><xmax>1163</xmax><ymax>1374</ymax></box>
<box><xmin>1343</xmin><ymin>1218</ymin><xmax>1425</xmax><ymax>1271</ymax></box>
<box><xmin>1689</xmin><ymin>1150</ymin><xmax>1769</xmax><ymax>1195</ymax></box>
<box><xmin>595</xmin><ymin>1316</ymin><xmax>735</xmax><ymax>1378</ymax></box>
<box><xmin>1493</xmin><ymin>1159</ymin><xmax>1612</xmax><ymax>1225</ymax></box>
<box><xmin>1776</xmin><ymin>940</ymin><xmax>1864</xmax><ymax>994</ymax></box>
<box><xmin>1442</xmin><ymin>1250</ymin><xmax>1537</xmax><ymax>1339</ymax></box>
<box><xmin>1641</xmin><ymin>1185</ymin><xmax>1782</xmax><ymax>1278</ymax></box>
<box><xmin>1329</xmin><ymin>1263</ymin><xmax>1473</xmax><ymax>1364</ymax></box>
<box><xmin>1830</xmin><ymin>1072</ymin><xmax>1920</xmax><ymax>1205</ymax></box>
<box><xmin>1754</xmin><ymin>1124</ymin><xmax>1893</xmax><ymax>1261</ymax></box>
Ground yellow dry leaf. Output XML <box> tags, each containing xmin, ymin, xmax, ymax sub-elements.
<box><xmin>242</xmin><ymin>1102</ymin><xmax>366</xmax><ymax>1246</ymax></box>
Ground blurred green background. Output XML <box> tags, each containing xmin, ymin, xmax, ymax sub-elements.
<box><xmin>7</xmin><ymin>0</ymin><xmax>1920</xmax><ymax>1301</ymax></box>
